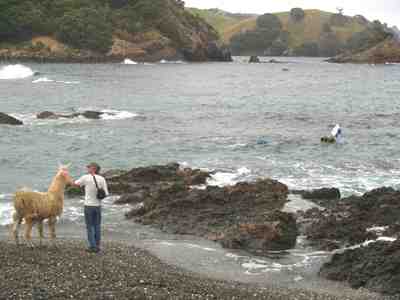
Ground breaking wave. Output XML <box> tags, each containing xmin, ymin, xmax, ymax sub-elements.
<box><xmin>0</xmin><ymin>64</ymin><xmax>34</xmax><ymax>80</ymax></box>
<box><xmin>159</xmin><ymin>59</ymin><xmax>185</xmax><ymax>64</ymax></box>
<box><xmin>32</xmin><ymin>77</ymin><xmax>80</xmax><ymax>84</ymax></box>
<box><xmin>10</xmin><ymin>109</ymin><xmax>138</xmax><ymax>126</ymax></box>
<box><xmin>207</xmin><ymin>167</ymin><xmax>251</xmax><ymax>187</ymax></box>
<box><xmin>122</xmin><ymin>58</ymin><xmax>138</xmax><ymax>65</ymax></box>
<box><xmin>100</xmin><ymin>109</ymin><xmax>138</xmax><ymax>120</ymax></box>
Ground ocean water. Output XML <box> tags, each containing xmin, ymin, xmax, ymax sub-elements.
<box><xmin>0</xmin><ymin>58</ymin><xmax>399</xmax><ymax>295</ymax></box>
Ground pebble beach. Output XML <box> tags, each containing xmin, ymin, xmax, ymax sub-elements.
<box><xmin>0</xmin><ymin>239</ymin><xmax>394</xmax><ymax>300</ymax></box>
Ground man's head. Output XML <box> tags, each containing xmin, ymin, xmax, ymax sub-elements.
<box><xmin>87</xmin><ymin>162</ymin><xmax>101</xmax><ymax>175</ymax></box>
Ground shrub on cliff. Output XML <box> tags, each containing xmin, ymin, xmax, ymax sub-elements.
<box><xmin>56</xmin><ymin>7</ymin><xmax>113</xmax><ymax>53</ymax></box>
<box><xmin>290</xmin><ymin>8</ymin><xmax>305</xmax><ymax>22</ymax></box>
<box><xmin>256</xmin><ymin>13</ymin><xmax>282</xmax><ymax>32</ymax></box>
<box><xmin>0</xmin><ymin>1</ymin><xmax>47</xmax><ymax>40</ymax></box>
<box><xmin>230</xmin><ymin>13</ymin><xmax>283</xmax><ymax>55</ymax></box>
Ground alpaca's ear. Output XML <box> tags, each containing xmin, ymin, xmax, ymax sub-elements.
<box><xmin>58</xmin><ymin>162</ymin><xmax>71</xmax><ymax>170</ymax></box>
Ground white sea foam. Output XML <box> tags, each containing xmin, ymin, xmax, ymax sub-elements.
<box><xmin>122</xmin><ymin>58</ymin><xmax>138</xmax><ymax>65</ymax></box>
<box><xmin>0</xmin><ymin>202</ymin><xmax>14</xmax><ymax>226</ymax></box>
<box><xmin>32</xmin><ymin>77</ymin><xmax>80</xmax><ymax>84</ymax></box>
<box><xmin>366</xmin><ymin>226</ymin><xmax>389</xmax><ymax>234</ymax></box>
<box><xmin>340</xmin><ymin>237</ymin><xmax>398</xmax><ymax>252</ymax></box>
<box><xmin>207</xmin><ymin>167</ymin><xmax>251</xmax><ymax>187</ymax></box>
<box><xmin>0</xmin><ymin>64</ymin><xmax>34</xmax><ymax>80</ymax></box>
<box><xmin>0</xmin><ymin>194</ymin><xmax>12</xmax><ymax>200</ymax></box>
<box><xmin>32</xmin><ymin>77</ymin><xmax>54</xmax><ymax>83</ymax></box>
<box><xmin>242</xmin><ymin>262</ymin><xmax>269</xmax><ymax>270</ymax></box>
<box><xmin>184</xmin><ymin>243</ymin><xmax>217</xmax><ymax>252</ymax></box>
<box><xmin>100</xmin><ymin>109</ymin><xmax>138</xmax><ymax>120</ymax></box>
<box><xmin>283</xmin><ymin>194</ymin><xmax>323</xmax><ymax>213</ymax></box>
<box><xmin>159</xmin><ymin>59</ymin><xmax>185</xmax><ymax>64</ymax></box>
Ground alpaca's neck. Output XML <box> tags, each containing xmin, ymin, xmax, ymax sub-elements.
<box><xmin>48</xmin><ymin>177</ymin><xmax>66</xmax><ymax>195</ymax></box>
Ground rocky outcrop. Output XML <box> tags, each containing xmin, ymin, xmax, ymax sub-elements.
<box><xmin>128</xmin><ymin>178</ymin><xmax>294</xmax><ymax>253</ymax></box>
<box><xmin>304</xmin><ymin>187</ymin><xmax>400</xmax><ymax>250</ymax></box>
<box><xmin>249</xmin><ymin>56</ymin><xmax>260</xmax><ymax>63</ymax></box>
<box><xmin>320</xmin><ymin>239</ymin><xmax>400</xmax><ymax>295</ymax></box>
<box><xmin>294</xmin><ymin>188</ymin><xmax>341</xmax><ymax>207</ymax></box>
<box><xmin>37</xmin><ymin>110</ymin><xmax>105</xmax><ymax>120</ymax></box>
<box><xmin>68</xmin><ymin>163</ymin><xmax>297</xmax><ymax>253</ymax></box>
<box><xmin>328</xmin><ymin>38</ymin><xmax>400</xmax><ymax>64</ymax></box>
<box><xmin>220</xmin><ymin>211</ymin><xmax>298</xmax><ymax>253</ymax></box>
<box><xmin>0</xmin><ymin>112</ymin><xmax>23</xmax><ymax>125</ymax></box>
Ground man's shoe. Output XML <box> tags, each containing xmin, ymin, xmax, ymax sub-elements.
<box><xmin>85</xmin><ymin>247</ymin><xmax>96</xmax><ymax>253</ymax></box>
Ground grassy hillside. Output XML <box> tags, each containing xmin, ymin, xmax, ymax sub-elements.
<box><xmin>188</xmin><ymin>8</ymin><xmax>256</xmax><ymax>37</ymax></box>
<box><xmin>188</xmin><ymin>8</ymin><xmax>367</xmax><ymax>47</ymax></box>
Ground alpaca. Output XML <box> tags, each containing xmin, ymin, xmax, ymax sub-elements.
<box><xmin>12</xmin><ymin>164</ymin><xmax>74</xmax><ymax>246</ymax></box>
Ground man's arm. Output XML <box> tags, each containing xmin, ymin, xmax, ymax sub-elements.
<box><xmin>102</xmin><ymin>178</ymin><xmax>109</xmax><ymax>196</ymax></box>
<box><xmin>73</xmin><ymin>175</ymin><xmax>86</xmax><ymax>187</ymax></box>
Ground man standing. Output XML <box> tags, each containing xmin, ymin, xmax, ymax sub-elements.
<box><xmin>74</xmin><ymin>162</ymin><xmax>109</xmax><ymax>253</ymax></box>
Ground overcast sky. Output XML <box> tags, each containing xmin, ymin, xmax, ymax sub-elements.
<box><xmin>185</xmin><ymin>0</ymin><xmax>400</xmax><ymax>27</ymax></box>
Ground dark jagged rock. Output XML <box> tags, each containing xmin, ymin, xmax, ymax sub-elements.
<box><xmin>206</xmin><ymin>42</ymin><xmax>232</xmax><ymax>62</ymax></box>
<box><xmin>249</xmin><ymin>55</ymin><xmax>260</xmax><ymax>63</ymax></box>
<box><xmin>305</xmin><ymin>187</ymin><xmax>400</xmax><ymax>250</ymax></box>
<box><xmin>67</xmin><ymin>163</ymin><xmax>210</xmax><ymax>197</ymax></box>
<box><xmin>36</xmin><ymin>111</ymin><xmax>103</xmax><ymax>120</ymax></box>
<box><xmin>220</xmin><ymin>211</ymin><xmax>298</xmax><ymax>253</ymax></box>
<box><xmin>301</xmin><ymin>188</ymin><xmax>341</xmax><ymax>207</ymax></box>
<box><xmin>320</xmin><ymin>239</ymin><xmax>400</xmax><ymax>295</ymax></box>
<box><xmin>321</xmin><ymin>136</ymin><xmax>336</xmax><ymax>143</ymax></box>
<box><xmin>130</xmin><ymin>178</ymin><xmax>294</xmax><ymax>252</ymax></box>
<box><xmin>37</xmin><ymin>111</ymin><xmax>59</xmax><ymax>119</ymax></box>
<box><xmin>80</xmin><ymin>110</ymin><xmax>103</xmax><ymax>119</ymax></box>
<box><xmin>0</xmin><ymin>112</ymin><xmax>23</xmax><ymax>125</ymax></box>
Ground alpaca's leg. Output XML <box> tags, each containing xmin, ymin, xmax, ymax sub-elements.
<box><xmin>37</xmin><ymin>221</ymin><xmax>44</xmax><ymax>246</ymax></box>
<box><xmin>24</xmin><ymin>218</ymin><xmax>34</xmax><ymax>248</ymax></box>
<box><xmin>12</xmin><ymin>212</ymin><xmax>22</xmax><ymax>244</ymax></box>
<box><xmin>48</xmin><ymin>217</ymin><xmax>57</xmax><ymax>246</ymax></box>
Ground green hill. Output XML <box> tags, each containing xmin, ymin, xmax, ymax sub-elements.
<box><xmin>188</xmin><ymin>8</ymin><xmax>257</xmax><ymax>38</ymax></box>
<box><xmin>0</xmin><ymin>0</ymin><xmax>231</xmax><ymax>62</ymax></box>
<box><xmin>188</xmin><ymin>8</ymin><xmax>389</xmax><ymax>57</ymax></box>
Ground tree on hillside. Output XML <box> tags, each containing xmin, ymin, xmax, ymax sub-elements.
<box><xmin>256</xmin><ymin>13</ymin><xmax>282</xmax><ymax>32</ymax></box>
<box><xmin>336</xmin><ymin>7</ymin><xmax>344</xmax><ymax>15</ymax></box>
<box><xmin>290</xmin><ymin>8</ymin><xmax>305</xmax><ymax>22</ymax></box>
<box><xmin>56</xmin><ymin>7</ymin><xmax>113</xmax><ymax>53</ymax></box>
<box><xmin>229</xmin><ymin>13</ymin><xmax>283</xmax><ymax>55</ymax></box>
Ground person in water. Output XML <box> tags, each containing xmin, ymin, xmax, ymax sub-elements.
<box><xmin>331</xmin><ymin>124</ymin><xmax>343</xmax><ymax>143</ymax></box>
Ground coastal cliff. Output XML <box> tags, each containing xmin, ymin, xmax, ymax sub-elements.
<box><xmin>0</xmin><ymin>0</ymin><xmax>231</xmax><ymax>63</ymax></box>
<box><xmin>327</xmin><ymin>37</ymin><xmax>400</xmax><ymax>64</ymax></box>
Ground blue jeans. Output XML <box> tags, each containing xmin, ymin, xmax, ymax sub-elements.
<box><xmin>84</xmin><ymin>206</ymin><xmax>101</xmax><ymax>249</ymax></box>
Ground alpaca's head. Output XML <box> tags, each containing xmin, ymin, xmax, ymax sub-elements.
<box><xmin>56</xmin><ymin>163</ymin><xmax>74</xmax><ymax>186</ymax></box>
